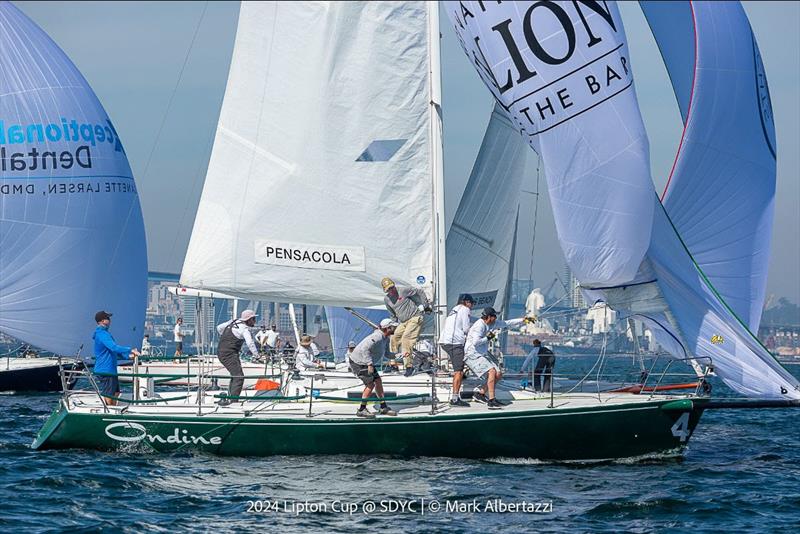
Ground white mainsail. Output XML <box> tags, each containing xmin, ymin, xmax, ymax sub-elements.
<box><xmin>181</xmin><ymin>2</ymin><xmax>445</xmax><ymax>309</ymax></box>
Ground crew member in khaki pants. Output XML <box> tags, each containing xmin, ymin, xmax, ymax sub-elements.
<box><xmin>381</xmin><ymin>277</ymin><xmax>430</xmax><ymax>376</ymax></box>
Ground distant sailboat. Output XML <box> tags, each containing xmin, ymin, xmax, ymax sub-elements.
<box><xmin>0</xmin><ymin>2</ymin><xmax>147</xmax><ymax>390</ymax></box>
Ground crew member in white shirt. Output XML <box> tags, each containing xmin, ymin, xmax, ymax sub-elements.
<box><xmin>438</xmin><ymin>294</ymin><xmax>475</xmax><ymax>407</ymax></box>
<box><xmin>255</xmin><ymin>326</ymin><xmax>269</xmax><ymax>354</ymax></box>
<box><xmin>464</xmin><ymin>307</ymin><xmax>532</xmax><ymax>409</ymax></box>
<box><xmin>265</xmin><ymin>324</ymin><xmax>280</xmax><ymax>356</ymax></box>
<box><xmin>173</xmin><ymin>317</ymin><xmax>184</xmax><ymax>357</ymax></box>
<box><xmin>294</xmin><ymin>334</ymin><xmax>323</xmax><ymax>370</ymax></box>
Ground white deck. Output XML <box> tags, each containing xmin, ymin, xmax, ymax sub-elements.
<box><xmin>62</xmin><ymin>385</ymin><xmax>693</xmax><ymax>422</ymax></box>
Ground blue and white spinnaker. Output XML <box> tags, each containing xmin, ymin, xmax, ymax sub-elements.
<box><xmin>0</xmin><ymin>2</ymin><xmax>147</xmax><ymax>355</ymax></box>
<box><xmin>446</xmin><ymin>0</ymin><xmax>798</xmax><ymax>399</ymax></box>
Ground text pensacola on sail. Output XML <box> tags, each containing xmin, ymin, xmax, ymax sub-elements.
<box><xmin>0</xmin><ymin>117</ymin><xmax>123</xmax><ymax>173</ymax></box>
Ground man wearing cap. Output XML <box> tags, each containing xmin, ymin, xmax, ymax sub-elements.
<box><xmin>92</xmin><ymin>311</ymin><xmax>140</xmax><ymax>406</ymax></box>
<box><xmin>349</xmin><ymin>318</ymin><xmax>399</xmax><ymax>418</ymax></box>
<box><xmin>344</xmin><ymin>340</ymin><xmax>357</xmax><ymax>366</ymax></box>
<box><xmin>464</xmin><ymin>307</ymin><xmax>533</xmax><ymax>409</ymax></box>
<box><xmin>381</xmin><ymin>277</ymin><xmax>431</xmax><ymax>376</ymax></box>
<box><xmin>294</xmin><ymin>334</ymin><xmax>323</xmax><ymax>370</ymax></box>
<box><xmin>438</xmin><ymin>294</ymin><xmax>475</xmax><ymax>407</ymax></box>
<box><xmin>215</xmin><ymin>309</ymin><xmax>260</xmax><ymax>405</ymax></box>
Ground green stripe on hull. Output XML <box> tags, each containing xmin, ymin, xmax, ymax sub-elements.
<box><xmin>32</xmin><ymin>400</ymin><xmax>704</xmax><ymax>460</ymax></box>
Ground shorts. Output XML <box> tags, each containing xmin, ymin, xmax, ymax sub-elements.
<box><xmin>441</xmin><ymin>343</ymin><xmax>465</xmax><ymax>372</ymax></box>
<box><xmin>95</xmin><ymin>375</ymin><xmax>120</xmax><ymax>397</ymax></box>
<box><xmin>176</xmin><ymin>342</ymin><xmax>183</xmax><ymax>352</ymax></box>
<box><xmin>464</xmin><ymin>353</ymin><xmax>500</xmax><ymax>379</ymax></box>
<box><xmin>350</xmin><ymin>361</ymin><xmax>380</xmax><ymax>387</ymax></box>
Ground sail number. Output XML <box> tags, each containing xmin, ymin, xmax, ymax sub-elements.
<box><xmin>670</xmin><ymin>413</ymin><xmax>692</xmax><ymax>442</ymax></box>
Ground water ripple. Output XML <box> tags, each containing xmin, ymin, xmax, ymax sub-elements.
<box><xmin>1</xmin><ymin>388</ymin><xmax>799</xmax><ymax>532</ymax></box>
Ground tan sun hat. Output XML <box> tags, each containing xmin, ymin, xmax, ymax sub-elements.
<box><xmin>240</xmin><ymin>309</ymin><xmax>257</xmax><ymax>321</ymax></box>
<box><xmin>381</xmin><ymin>277</ymin><xmax>396</xmax><ymax>292</ymax></box>
<box><xmin>300</xmin><ymin>334</ymin><xmax>312</xmax><ymax>346</ymax></box>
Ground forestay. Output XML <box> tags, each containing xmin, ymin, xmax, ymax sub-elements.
<box><xmin>0</xmin><ymin>3</ymin><xmax>147</xmax><ymax>355</ymax></box>
<box><xmin>181</xmin><ymin>2</ymin><xmax>439</xmax><ymax>307</ymax></box>
<box><xmin>445</xmin><ymin>104</ymin><xmax>526</xmax><ymax>310</ymax></box>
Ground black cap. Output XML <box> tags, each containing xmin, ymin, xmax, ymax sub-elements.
<box><xmin>95</xmin><ymin>310</ymin><xmax>112</xmax><ymax>322</ymax></box>
<box><xmin>460</xmin><ymin>293</ymin><xmax>475</xmax><ymax>304</ymax></box>
<box><xmin>481</xmin><ymin>307</ymin><xmax>498</xmax><ymax>318</ymax></box>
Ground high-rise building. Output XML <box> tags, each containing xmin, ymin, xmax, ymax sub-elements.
<box><xmin>564</xmin><ymin>263</ymin><xmax>586</xmax><ymax>309</ymax></box>
<box><xmin>180</xmin><ymin>296</ymin><xmax>197</xmax><ymax>328</ymax></box>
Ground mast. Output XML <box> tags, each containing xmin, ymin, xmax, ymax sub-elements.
<box><xmin>428</xmin><ymin>2</ymin><xmax>447</xmax><ymax>337</ymax></box>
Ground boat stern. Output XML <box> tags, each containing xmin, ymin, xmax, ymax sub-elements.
<box><xmin>31</xmin><ymin>399</ymin><xmax>70</xmax><ymax>450</ymax></box>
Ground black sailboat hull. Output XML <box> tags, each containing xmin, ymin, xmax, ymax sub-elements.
<box><xmin>0</xmin><ymin>362</ymin><xmax>79</xmax><ymax>393</ymax></box>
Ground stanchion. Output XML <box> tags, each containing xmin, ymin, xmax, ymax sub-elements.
<box><xmin>307</xmin><ymin>375</ymin><xmax>315</xmax><ymax>417</ymax></box>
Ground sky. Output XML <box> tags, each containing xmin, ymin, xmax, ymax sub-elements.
<box><xmin>15</xmin><ymin>1</ymin><xmax>800</xmax><ymax>305</ymax></box>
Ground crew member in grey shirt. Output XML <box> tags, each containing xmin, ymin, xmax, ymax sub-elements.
<box><xmin>381</xmin><ymin>276</ymin><xmax>430</xmax><ymax>375</ymax></box>
<box><xmin>349</xmin><ymin>318</ymin><xmax>399</xmax><ymax>418</ymax></box>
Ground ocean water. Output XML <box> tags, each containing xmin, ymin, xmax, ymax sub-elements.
<box><xmin>1</xmin><ymin>366</ymin><xmax>799</xmax><ymax>533</ymax></box>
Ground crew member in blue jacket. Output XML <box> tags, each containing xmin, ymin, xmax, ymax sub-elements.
<box><xmin>93</xmin><ymin>310</ymin><xmax>139</xmax><ymax>405</ymax></box>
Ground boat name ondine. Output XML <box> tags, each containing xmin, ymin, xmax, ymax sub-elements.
<box><xmin>104</xmin><ymin>422</ymin><xmax>223</xmax><ymax>445</ymax></box>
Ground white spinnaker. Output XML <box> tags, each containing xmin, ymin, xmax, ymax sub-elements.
<box><xmin>181</xmin><ymin>2</ymin><xmax>435</xmax><ymax>307</ymax></box>
<box><xmin>445</xmin><ymin>104</ymin><xmax>526</xmax><ymax>310</ymax></box>
<box><xmin>446</xmin><ymin>1</ymin><xmax>654</xmax><ymax>288</ymax></box>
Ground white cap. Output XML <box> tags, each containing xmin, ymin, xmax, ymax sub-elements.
<box><xmin>240</xmin><ymin>309</ymin><xmax>257</xmax><ymax>321</ymax></box>
<box><xmin>379</xmin><ymin>318</ymin><xmax>397</xmax><ymax>329</ymax></box>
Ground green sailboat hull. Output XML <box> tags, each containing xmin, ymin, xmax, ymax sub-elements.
<box><xmin>32</xmin><ymin>398</ymin><xmax>704</xmax><ymax>460</ymax></box>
